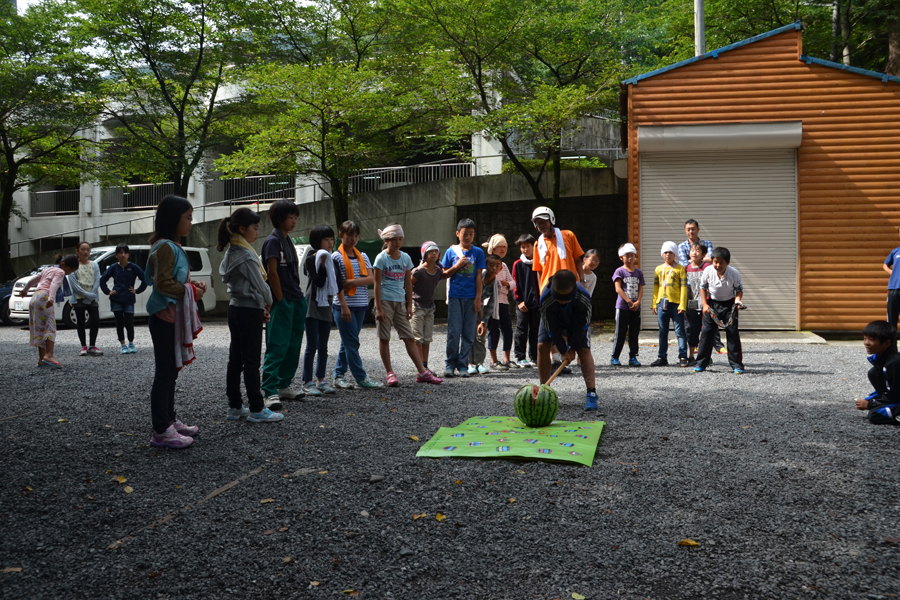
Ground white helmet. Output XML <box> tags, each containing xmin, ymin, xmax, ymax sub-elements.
<box><xmin>531</xmin><ymin>206</ymin><xmax>555</xmax><ymax>225</ymax></box>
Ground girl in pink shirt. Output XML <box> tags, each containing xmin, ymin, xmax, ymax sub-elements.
<box><xmin>20</xmin><ymin>255</ymin><xmax>78</xmax><ymax>368</ymax></box>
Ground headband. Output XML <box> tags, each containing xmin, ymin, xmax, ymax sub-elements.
<box><xmin>660</xmin><ymin>241</ymin><xmax>678</xmax><ymax>257</ymax></box>
<box><xmin>378</xmin><ymin>224</ymin><xmax>404</xmax><ymax>241</ymax></box>
<box><xmin>618</xmin><ymin>243</ymin><xmax>637</xmax><ymax>257</ymax></box>
<box><xmin>481</xmin><ymin>234</ymin><xmax>507</xmax><ymax>255</ymax></box>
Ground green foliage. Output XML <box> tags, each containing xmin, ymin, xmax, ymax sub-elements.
<box><xmin>501</xmin><ymin>157</ymin><xmax>606</xmax><ymax>174</ymax></box>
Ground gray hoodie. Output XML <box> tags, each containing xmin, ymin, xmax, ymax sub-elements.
<box><xmin>220</xmin><ymin>245</ymin><xmax>273</xmax><ymax>310</ymax></box>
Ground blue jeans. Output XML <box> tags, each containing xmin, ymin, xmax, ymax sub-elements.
<box><xmin>657</xmin><ymin>300</ymin><xmax>687</xmax><ymax>360</ymax></box>
<box><xmin>446</xmin><ymin>297</ymin><xmax>476</xmax><ymax>371</ymax></box>
<box><xmin>303</xmin><ymin>317</ymin><xmax>332</xmax><ymax>383</ymax></box>
<box><xmin>333</xmin><ymin>307</ymin><xmax>367</xmax><ymax>382</ymax></box>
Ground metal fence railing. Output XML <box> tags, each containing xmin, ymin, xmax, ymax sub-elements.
<box><xmin>204</xmin><ymin>174</ymin><xmax>297</xmax><ymax>205</ymax></box>
<box><xmin>31</xmin><ymin>189</ymin><xmax>80</xmax><ymax>216</ymax></box>
<box><xmin>102</xmin><ymin>182</ymin><xmax>175</xmax><ymax>213</ymax></box>
<box><xmin>348</xmin><ymin>162</ymin><xmax>473</xmax><ymax>194</ymax></box>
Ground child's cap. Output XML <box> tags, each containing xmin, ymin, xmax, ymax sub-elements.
<box><xmin>420</xmin><ymin>241</ymin><xmax>439</xmax><ymax>256</ymax></box>
<box><xmin>660</xmin><ymin>241</ymin><xmax>678</xmax><ymax>258</ymax></box>
<box><xmin>481</xmin><ymin>234</ymin><xmax>507</xmax><ymax>255</ymax></box>
<box><xmin>618</xmin><ymin>243</ymin><xmax>637</xmax><ymax>257</ymax></box>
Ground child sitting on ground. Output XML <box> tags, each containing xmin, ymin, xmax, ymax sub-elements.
<box><xmin>410</xmin><ymin>241</ymin><xmax>447</xmax><ymax>372</ymax></box>
<box><xmin>374</xmin><ymin>224</ymin><xmax>442</xmax><ymax>386</ymax></box>
<box><xmin>855</xmin><ymin>320</ymin><xmax>900</xmax><ymax>425</ymax></box>
<box><xmin>512</xmin><ymin>234</ymin><xmax>540</xmax><ymax>368</ymax></box>
<box><xmin>651</xmin><ymin>241</ymin><xmax>689</xmax><ymax>367</ymax></box>
<box><xmin>693</xmin><ymin>247</ymin><xmax>745</xmax><ymax>374</ymax></box>
<box><xmin>100</xmin><ymin>244</ymin><xmax>147</xmax><ymax>354</ymax></box>
<box><xmin>611</xmin><ymin>243</ymin><xmax>644</xmax><ymax>367</ymax></box>
<box><xmin>538</xmin><ymin>269</ymin><xmax>597</xmax><ymax>411</ymax></box>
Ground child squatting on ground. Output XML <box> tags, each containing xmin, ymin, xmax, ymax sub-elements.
<box><xmin>373</xmin><ymin>224</ymin><xmax>442</xmax><ymax>386</ymax></box>
<box><xmin>21</xmin><ymin>254</ymin><xmax>78</xmax><ymax>368</ymax></box>
<box><xmin>512</xmin><ymin>233</ymin><xmax>539</xmax><ymax>368</ymax></box>
<box><xmin>442</xmin><ymin>218</ymin><xmax>485</xmax><ymax>378</ymax></box>
<box><xmin>538</xmin><ymin>269</ymin><xmax>598</xmax><ymax>411</ymax></box>
<box><xmin>145</xmin><ymin>194</ymin><xmax>206</xmax><ymax>449</ymax></box>
<box><xmin>218</xmin><ymin>208</ymin><xmax>282</xmax><ymax>423</ymax></box>
<box><xmin>611</xmin><ymin>243</ymin><xmax>644</xmax><ymax>366</ymax></box>
<box><xmin>693</xmin><ymin>247</ymin><xmax>745</xmax><ymax>374</ymax></box>
<box><xmin>856</xmin><ymin>320</ymin><xmax>900</xmax><ymax>425</ymax></box>
<box><xmin>652</xmin><ymin>241</ymin><xmax>689</xmax><ymax>367</ymax></box>
<box><xmin>99</xmin><ymin>244</ymin><xmax>147</xmax><ymax>354</ymax></box>
<box><xmin>410</xmin><ymin>241</ymin><xmax>447</xmax><ymax>372</ymax></box>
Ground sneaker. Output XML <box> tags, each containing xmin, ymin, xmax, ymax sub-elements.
<box><xmin>227</xmin><ymin>407</ymin><xmax>249</xmax><ymax>420</ymax></box>
<box><xmin>89</xmin><ymin>346</ymin><xmax>103</xmax><ymax>356</ymax></box>
<box><xmin>127</xmin><ymin>343</ymin><xmax>137</xmax><ymax>353</ymax></box>
<box><xmin>386</xmin><ymin>372</ymin><xmax>400</xmax><ymax>387</ymax></box>
<box><xmin>120</xmin><ymin>345</ymin><xmax>129</xmax><ymax>355</ymax></box>
<box><xmin>278</xmin><ymin>387</ymin><xmax>304</xmax><ymax>400</ymax></box>
<box><xmin>317</xmin><ymin>381</ymin><xmax>336</xmax><ymax>394</ymax></box>
<box><xmin>416</xmin><ymin>370</ymin><xmax>443</xmax><ymax>384</ymax></box>
<box><xmin>172</xmin><ymin>420</ymin><xmax>198</xmax><ymax>436</ymax></box>
<box><xmin>610</xmin><ymin>357</ymin><xmax>621</xmax><ymax>366</ymax></box>
<box><xmin>491</xmin><ymin>362</ymin><xmax>509</xmax><ymax>372</ymax></box>
<box><xmin>358</xmin><ymin>377</ymin><xmax>384</xmax><ymax>389</ymax></box>
<box><xmin>693</xmin><ymin>365</ymin><xmax>705</xmax><ymax>373</ymax></box>
<box><xmin>516</xmin><ymin>359</ymin><xmax>531</xmax><ymax>368</ymax></box>
<box><xmin>457</xmin><ymin>368</ymin><xmax>470</xmax><ymax>378</ymax></box>
<box><xmin>680</xmin><ymin>357</ymin><xmax>689</xmax><ymax>368</ymax></box>
<box><xmin>333</xmin><ymin>376</ymin><xmax>355</xmax><ymax>390</ymax></box>
<box><xmin>650</xmin><ymin>358</ymin><xmax>668</xmax><ymax>367</ymax></box>
<box><xmin>150</xmin><ymin>424</ymin><xmax>193</xmax><ymax>449</ymax></box>
<box><xmin>302</xmin><ymin>384</ymin><xmax>323</xmax><ymax>396</ymax></box>
<box><xmin>443</xmin><ymin>368</ymin><xmax>455</xmax><ymax>378</ymax></box>
<box><xmin>79</xmin><ymin>346</ymin><xmax>88</xmax><ymax>356</ymax></box>
<box><xmin>734</xmin><ymin>368</ymin><xmax>744</xmax><ymax>375</ymax></box>
<box><xmin>505</xmin><ymin>360</ymin><xmax>521</xmax><ymax>369</ymax></box>
<box><xmin>551</xmin><ymin>361</ymin><xmax>573</xmax><ymax>375</ymax></box>
<box><xmin>477</xmin><ymin>364</ymin><xmax>490</xmax><ymax>374</ymax></box>
<box><xmin>248</xmin><ymin>407</ymin><xmax>285</xmax><ymax>423</ymax></box>
<box><xmin>264</xmin><ymin>395</ymin><xmax>283</xmax><ymax>410</ymax></box>
<box><xmin>629</xmin><ymin>357</ymin><xmax>641</xmax><ymax>367</ymax></box>
<box><xmin>584</xmin><ymin>391</ymin><xmax>599</xmax><ymax>411</ymax></box>
<box><xmin>716</xmin><ymin>347</ymin><xmax>729</xmax><ymax>354</ymax></box>
<box><xmin>467</xmin><ymin>364</ymin><xmax>478</xmax><ymax>375</ymax></box>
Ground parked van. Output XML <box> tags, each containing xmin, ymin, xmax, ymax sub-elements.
<box><xmin>9</xmin><ymin>245</ymin><xmax>216</xmax><ymax>326</ymax></box>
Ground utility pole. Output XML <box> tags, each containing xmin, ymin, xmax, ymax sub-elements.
<box><xmin>694</xmin><ymin>0</ymin><xmax>706</xmax><ymax>56</ymax></box>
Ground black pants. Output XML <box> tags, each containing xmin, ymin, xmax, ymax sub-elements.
<box><xmin>303</xmin><ymin>317</ymin><xmax>332</xmax><ymax>383</ymax></box>
<box><xmin>113</xmin><ymin>310</ymin><xmax>135</xmax><ymax>343</ymax></box>
<box><xmin>888</xmin><ymin>289</ymin><xmax>900</xmax><ymax>329</ymax></box>
<box><xmin>612</xmin><ymin>308</ymin><xmax>640</xmax><ymax>359</ymax></box>
<box><xmin>686</xmin><ymin>309</ymin><xmax>724</xmax><ymax>350</ymax></box>
<box><xmin>695</xmin><ymin>299</ymin><xmax>743</xmax><ymax>370</ymax></box>
<box><xmin>227</xmin><ymin>306</ymin><xmax>265</xmax><ymax>413</ymax></box>
<box><xmin>488</xmin><ymin>305</ymin><xmax>513</xmax><ymax>352</ymax></box>
<box><xmin>75</xmin><ymin>303</ymin><xmax>99</xmax><ymax>347</ymax></box>
<box><xmin>514</xmin><ymin>307</ymin><xmax>540</xmax><ymax>361</ymax></box>
<box><xmin>149</xmin><ymin>315</ymin><xmax>178</xmax><ymax>434</ymax></box>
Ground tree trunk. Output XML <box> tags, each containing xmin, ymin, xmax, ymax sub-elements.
<box><xmin>0</xmin><ymin>184</ymin><xmax>16</xmax><ymax>281</ymax></box>
<box><xmin>498</xmin><ymin>137</ymin><xmax>547</xmax><ymax>205</ymax></box>
<box><xmin>887</xmin><ymin>27</ymin><xmax>900</xmax><ymax>77</ymax></box>
<box><xmin>831</xmin><ymin>0</ymin><xmax>840</xmax><ymax>62</ymax></box>
<box><xmin>329</xmin><ymin>175</ymin><xmax>349</xmax><ymax>228</ymax></box>
<box><xmin>551</xmin><ymin>141</ymin><xmax>561</xmax><ymax>210</ymax></box>
<box><xmin>840</xmin><ymin>0</ymin><xmax>852</xmax><ymax>65</ymax></box>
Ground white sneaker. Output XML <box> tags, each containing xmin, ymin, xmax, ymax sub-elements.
<box><xmin>278</xmin><ymin>387</ymin><xmax>305</xmax><ymax>400</ymax></box>
<box><xmin>264</xmin><ymin>395</ymin><xmax>283</xmax><ymax>411</ymax></box>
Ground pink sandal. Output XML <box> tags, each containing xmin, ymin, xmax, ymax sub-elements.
<box><xmin>386</xmin><ymin>372</ymin><xmax>400</xmax><ymax>387</ymax></box>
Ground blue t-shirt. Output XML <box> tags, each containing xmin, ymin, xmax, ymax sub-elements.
<box><xmin>441</xmin><ymin>245</ymin><xmax>486</xmax><ymax>299</ymax></box>
<box><xmin>886</xmin><ymin>247</ymin><xmax>900</xmax><ymax>290</ymax></box>
<box><xmin>374</xmin><ymin>250</ymin><xmax>414</xmax><ymax>303</ymax></box>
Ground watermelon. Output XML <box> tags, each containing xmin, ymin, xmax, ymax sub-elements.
<box><xmin>514</xmin><ymin>384</ymin><xmax>559</xmax><ymax>427</ymax></box>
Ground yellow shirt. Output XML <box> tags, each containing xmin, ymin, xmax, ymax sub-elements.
<box><xmin>652</xmin><ymin>263</ymin><xmax>688</xmax><ymax>311</ymax></box>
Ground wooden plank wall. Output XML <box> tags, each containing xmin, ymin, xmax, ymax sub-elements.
<box><xmin>627</xmin><ymin>29</ymin><xmax>900</xmax><ymax>330</ymax></box>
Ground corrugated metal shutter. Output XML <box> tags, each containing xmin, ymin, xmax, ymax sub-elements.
<box><xmin>639</xmin><ymin>149</ymin><xmax>798</xmax><ymax>330</ymax></box>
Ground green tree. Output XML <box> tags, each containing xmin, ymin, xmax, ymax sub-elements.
<box><xmin>0</xmin><ymin>1</ymin><xmax>102</xmax><ymax>279</ymax></box>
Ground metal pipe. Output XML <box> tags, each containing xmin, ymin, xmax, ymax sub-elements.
<box><xmin>694</xmin><ymin>0</ymin><xmax>706</xmax><ymax>56</ymax></box>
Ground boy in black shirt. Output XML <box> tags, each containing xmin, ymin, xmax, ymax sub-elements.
<box><xmin>855</xmin><ymin>320</ymin><xmax>900</xmax><ymax>425</ymax></box>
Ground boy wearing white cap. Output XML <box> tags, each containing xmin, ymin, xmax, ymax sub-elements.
<box><xmin>611</xmin><ymin>243</ymin><xmax>645</xmax><ymax>366</ymax></box>
<box><xmin>651</xmin><ymin>241</ymin><xmax>689</xmax><ymax>367</ymax></box>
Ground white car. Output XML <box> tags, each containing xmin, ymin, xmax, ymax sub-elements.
<box><xmin>10</xmin><ymin>245</ymin><xmax>216</xmax><ymax>327</ymax></box>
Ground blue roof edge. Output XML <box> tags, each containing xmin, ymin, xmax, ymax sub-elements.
<box><xmin>623</xmin><ymin>21</ymin><xmax>803</xmax><ymax>85</ymax></box>
<box><xmin>800</xmin><ymin>55</ymin><xmax>900</xmax><ymax>84</ymax></box>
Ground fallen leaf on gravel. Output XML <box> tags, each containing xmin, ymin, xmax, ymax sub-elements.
<box><xmin>509</xmin><ymin>498</ymin><xmax>516</xmax><ymax>503</ymax></box>
<box><xmin>319</xmin><ymin>425</ymin><xmax>325</xmax><ymax>428</ymax></box>
<box><xmin>678</xmin><ymin>539</ymin><xmax>700</xmax><ymax>547</ymax></box>
<box><xmin>310</xmin><ymin>580</ymin><xmax>320</xmax><ymax>586</ymax></box>
<box><xmin>436</xmin><ymin>513</ymin><xmax>447</xmax><ymax>522</ymax></box>
<box><xmin>318</xmin><ymin>471</ymin><xmax>328</xmax><ymax>475</ymax></box>
<box><xmin>23</xmin><ymin>487</ymin><xmax>32</xmax><ymax>493</ymax></box>
<box><xmin>346</xmin><ymin>413</ymin><xmax>355</xmax><ymax>416</ymax></box>
<box><xmin>58</xmin><ymin>419</ymin><xmax>67</xmax><ymax>423</ymax></box>
<box><xmin>282</xmin><ymin>556</ymin><xmax>295</xmax><ymax>564</ymax></box>
<box><xmin>175</xmin><ymin>486</ymin><xmax>181</xmax><ymax>489</ymax></box>
<box><xmin>116</xmin><ymin>476</ymin><xmax>127</xmax><ymax>484</ymax></box>
<box><xmin>390</xmin><ymin>408</ymin><xmax>397</xmax><ymax>413</ymax></box>
<box><xmin>148</xmin><ymin>570</ymin><xmax>161</xmax><ymax>578</ymax></box>
<box><xmin>260</xmin><ymin>498</ymin><xmax>275</xmax><ymax>504</ymax></box>
<box><xmin>412</xmin><ymin>512</ymin><xmax>427</xmax><ymax>521</ymax></box>
<box><xmin>262</xmin><ymin>529</ymin><xmax>276</xmax><ymax>536</ymax></box>
<box><xmin>342</xmin><ymin>590</ymin><xmax>359</xmax><ymax>596</ymax></box>
<box><xmin>517</xmin><ymin>470</ymin><xmax>525</xmax><ymax>474</ymax></box>
<box><xmin>3</xmin><ymin>568</ymin><xmax>22</xmax><ymax>573</ymax></box>
<box><xmin>885</xmin><ymin>537</ymin><xmax>900</xmax><ymax>544</ymax></box>
<box><xmin>742</xmin><ymin>426</ymin><xmax>751</xmax><ymax>429</ymax></box>
<box><xmin>124</xmin><ymin>486</ymin><xmax>134</xmax><ymax>493</ymax></box>
<box><xmin>455</xmin><ymin>480</ymin><xmax>462</xmax><ymax>485</ymax></box>
<box><xmin>88</xmin><ymin>496</ymin><xmax>95</xmax><ymax>500</ymax></box>
<box><xmin>572</xmin><ymin>593</ymin><xmax>586</xmax><ymax>600</ymax></box>
<box><xmin>85</xmin><ymin>432</ymin><xmax>92</xmax><ymax>436</ymax></box>
<box><xmin>279</xmin><ymin>527</ymin><xmax>289</xmax><ymax>532</ymax></box>
<box><xmin>409</xmin><ymin>435</ymin><xmax>419</xmax><ymax>441</ymax></box>
<box><xmin>282</xmin><ymin>474</ymin><xmax>289</xmax><ymax>478</ymax></box>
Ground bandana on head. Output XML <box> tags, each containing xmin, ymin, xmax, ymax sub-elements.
<box><xmin>618</xmin><ymin>243</ymin><xmax>637</xmax><ymax>257</ymax></box>
<box><xmin>481</xmin><ymin>234</ymin><xmax>507</xmax><ymax>256</ymax></box>
<box><xmin>420</xmin><ymin>241</ymin><xmax>439</xmax><ymax>264</ymax></box>
<box><xmin>378</xmin><ymin>224</ymin><xmax>404</xmax><ymax>241</ymax></box>
<box><xmin>660</xmin><ymin>241</ymin><xmax>678</xmax><ymax>258</ymax></box>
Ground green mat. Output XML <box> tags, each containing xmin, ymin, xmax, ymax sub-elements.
<box><xmin>416</xmin><ymin>416</ymin><xmax>605</xmax><ymax>466</ymax></box>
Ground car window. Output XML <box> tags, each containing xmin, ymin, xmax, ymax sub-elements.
<box><xmin>129</xmin><ymin>250</ymin><xmax>149</xmax><ymax>270</ymax></box>
<box><xmin>98</xmin><ymin>254</ymin><xmax>117</xmax><ymax>273</ymax></box>
<box><xmin>89</xmin><ymin>250</ymin><xmax>106</xmax><ymax>261</ymax></box>
<box><xmin>186</xmin><ymin>251</ymin><xmax>203</xmax><ymax>272</ymax></box>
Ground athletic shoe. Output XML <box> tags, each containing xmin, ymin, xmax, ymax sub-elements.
<box><xmin>610</xmin><ymin>357</ymin><xmax>621</xmax><ymax>366</ymax></box>
<box><xmin>127</xmin><ymin>343</ymin><xmax>137</xmax><ymax>353</ymax></box>
<box><xmin>386</xmin><ymin>372</ymin><xmax>400</xmax><ymax>387</ymax></box>
<box><xmin>584</xmin><ymin>391</ymin><xmax>599</xmax><ymax>411</ymax></box>
<box><xmin>278</xmin><ymin>387</ymin><xmax>304</xmax><ymax>400</ymax></box>
<box><xmin>477</xmin><ymin>364</ymin><xmax>489</xmax><ymax>374</ymax></box>
<box><xmin>334</xmin><ymin>376</ymin><xmax>354</xmax><ymax>390</ymax></box>
<box><xmin>88</xmin><ymin>346</ymin><xmax>103</xmax><ymax>356</ymax></box>
<box><xmin>516</xmin><ymin>359</ymin><xmax>531</xmax><ymax>368</ymax></box>
<box><xmin>79</xmin><ymin>346</ymin><xmax>88</xmax><ymax>356</ymax></box>
<box><xmin>443</xmin><ymin>368</ymin><xmax>455</xmax><ymax>378</ymax></box>
<box><xmin>734</xmin><ymin>368</ymin><xmax>744</xmax><ymax>375</ymax></box>
<box><xmin>716</xmin><ymin>347</ymin><xmax>729</xmax><ymax>354</ymax></box>
<box><xmin>693</xmin><ymin>365</ymin><xmax>705</xmax><ymax>373</ymax></box>
<box><xmin>358</xmin><ymin>377</ymin><xmax>384</xmax><ymax>389</ymax></box>
<box><xmin>526</xmin><ymin>360</ymin><xmax>537</xmax><ymax>367</ymax></box>
<box><xmin>317</xmin><ymin>381</ymin><xmax>336</xmax><ymax>394</ymax></box>
<box><xmin>150</xmin><ymin>425</ymin><xmax>193</xmax><ymax>449</ymax></box>
<box><xmin>680</xmin><ymin>357</ymin><xmax>689</xmax><ymax>368</ymax></box>
<box><xmin>650</xmin><ymin>358</ymin><xmax>668</xmax><ymax>367</ymax></box>
<box><xmin>467</xmin><ymin>364</ymin><xmax>478</xmax><ymax>375</ymax></box>
<box><xmin>248</xmin><ymin>408</ymin><xmax>285</xmax><ymax>423</ymax></box>
<box><xmin>416</xmin><ymin>370</ymin><xmax>443</xmax><ymax>384</ymax></box>
<box><xmin>551</xmin><ymin>361</ymin><xmax>573</xmax><ymax>375</ymax></box>
<box><xmin>457</xmin><ymin>368</ymin><xmax>470</xmax><ymax>378</ymax></box>
<box><xmin>505</xmin><ymin>360</ymin><xmax>521</xmax><ymax>369</ymax></box>
<box><xmin>629</xmin><ymin>357</ymin><xmax>641</xmax><ymax>367</ymax></box>
<box><xmin>491</xmin><ymin>362</ymin><xmax>509</xmax><ymax>372</ymax></box>
<box><xmin>227</xmin><ymin>407</ymin><xmax>249</xmax><ymax>420</ymax></box>
<box><xmin>120</xmin><ymin>345</ymin><xmax>129</xmax><ymax>355</ymax></box>
<box><xmin>173</xmin><ymin>420</ymin><xmax>199</xmax><ymax>436</ymax></box>
<box><xmin>264</xmin><ymin>395</ymin><xmax>283</xmax><ymax>411</ymax></box>
<box><xmin>302</xmin><ymin>384</ymin><xmax>323</xmax><ymax>396</ymax></box>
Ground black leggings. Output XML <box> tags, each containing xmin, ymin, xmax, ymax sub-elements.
<box><xmin>114</xmin><ymin>311</ymin><xmax>135</xmax><ymax>343</ymax></box>
<box><xmin>149</xmin><ymin>315</ymin><xmax>178</xmax><ymax>434</ymax></box>
<box><xmin>488</xmin><ymin>305</ymin><xmax>513</xmax><ymax>352</ymax></box>
<box><xmin>75</xmin><ymin>303</ymin><xmax>99</xmax><ymax>347</ymax></box>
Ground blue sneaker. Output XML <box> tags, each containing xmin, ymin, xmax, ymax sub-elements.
<box><xmin>629</xmin><ymin>357</ymin><xmax>641</xmax><ymax>367</ymax></box>
<box><xmin>443</xmin><ymin>368</ymin><xmax>455</xmax><ymax>378</ymax></box>
<box><xmin>734</xmin><ymin>368</ymin><xmax>744</xmax><ymax>375</ymax></box>
<box><xmin>477</xmin><ymin>364</ymin><xmax>490</xmax><ymax>374</ymax></box>
<box><xmin>120</xmin><ymin>345</ymin><xmax>129</xmax><ymax>355</ymax></box>
<box><xmin>227</xmin><ymin>407</ymin><xmax>249</xmax><ymax>420</ymax></box>
<box><xmin>458</xmin><ymin>368</ymin><xmax>470</xmax><ymax>378</ymax></box>
<box><xmin>467</xmin><ymin>364</ymin><xmax>478</xmax><ymax>375</ymax></box>
<box><xmin>584</xmin><ymin>392</ymin><xmax>598</xmax><ymax>411</ymax></box>
<box><xmin>248</xmin><ymin>408</ymin><xmax>284</xmax><ymax>423</ymax></box>
<box><xmin>128</xmin><ymin>343</ymin><xmax>137</xmax><ymax>353</ymax></box>
<box><xmin>610</xmin><ymin>357</ymin><xmax>621</xmax><ymax>366</ymax></box>
<box><xmin>693</xmin><ymin>365</ymin><xmax>705</xmax><ymax>373</ymax></box>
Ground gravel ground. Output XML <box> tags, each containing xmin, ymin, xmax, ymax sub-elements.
<box><xmin>1</xmin><ymin>318</ymin><xmax>899</xmax><ymax>600</ymax></box>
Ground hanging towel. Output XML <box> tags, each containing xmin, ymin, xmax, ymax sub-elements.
<box><xmin>536</xmin><ymin>228</ymin><xmax>566</xmax><ymax>263</ymax></box>
<box><xmin>315</xmin><ymin>249</ymin><xmax>339</xmax><ymax>307</ymax></box>
<box><xmin>230</xmin><ymin>233</ymin><xmax>267</xmax><ymax>281</ymax></box>
<box><xmin>339</xmin><ymin>245</ymin><xmax>368</xmax><ymax>296</ymax></box>
<box><xmin>174</xmin><ymin>283</ymin><xmax>203</xmax><ymax>371</ymax></box>
<box><xmin>483</xmin><ymin>270</ymin><xmax>500</xmax><ymax>321</ymax></box>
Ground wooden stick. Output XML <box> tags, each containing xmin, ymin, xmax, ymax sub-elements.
<box><xmin>545</xmin><ymin>358</ymin><xmax>571</xmax><ymax>386</ymax></box>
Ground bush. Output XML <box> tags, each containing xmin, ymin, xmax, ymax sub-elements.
<box><xmin>501</xmin><ymin>157</ymin><xmax>607</xmax><ymax>174</ymax></box>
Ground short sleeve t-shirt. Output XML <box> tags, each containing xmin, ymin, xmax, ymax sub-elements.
<box><xmin>583</xmin><ymin>271</ymin><xmax>597</xmax><ymax>297</ymax></box>
<box><xmin>374</xmin><ymin>250</ymin><xmax>414</xmax><ymax>303</ymax></box>
<box><xmin>532</xmin><ymin>230</ymin><xmax>585</xmax><ymax>291</ymax></box>
<box><xmin>886</xmin><ymin>246</ymin><xmax>900</xmax><ymax>289</ymax></box>
<box><xmin>332</xmin><ymin>250</ymin><xmax>372</xmax><ymax>310</ymax></box>
<box><xmin>411</xmin><ymin>264</ymin><xmax>443</xmax><ymax>309</ymax></box>
<box><xmin>441</xmin><ymin>246</ymin><xmax>487</xmax><ymax>299</ymax></box>
<box><xmin>262</xmin><ymin>231</ymin><xmax>304</xmax><ymax>302</ymax></box>
<box><xmin>685</xmin><ymin>262</ymin><xmax>711</xmax><ymax>311</ymax></box>
<box><xmin>612</xmin><ymin>266</ymin><xmax>645</xmax><ymax>310</ymax></box>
